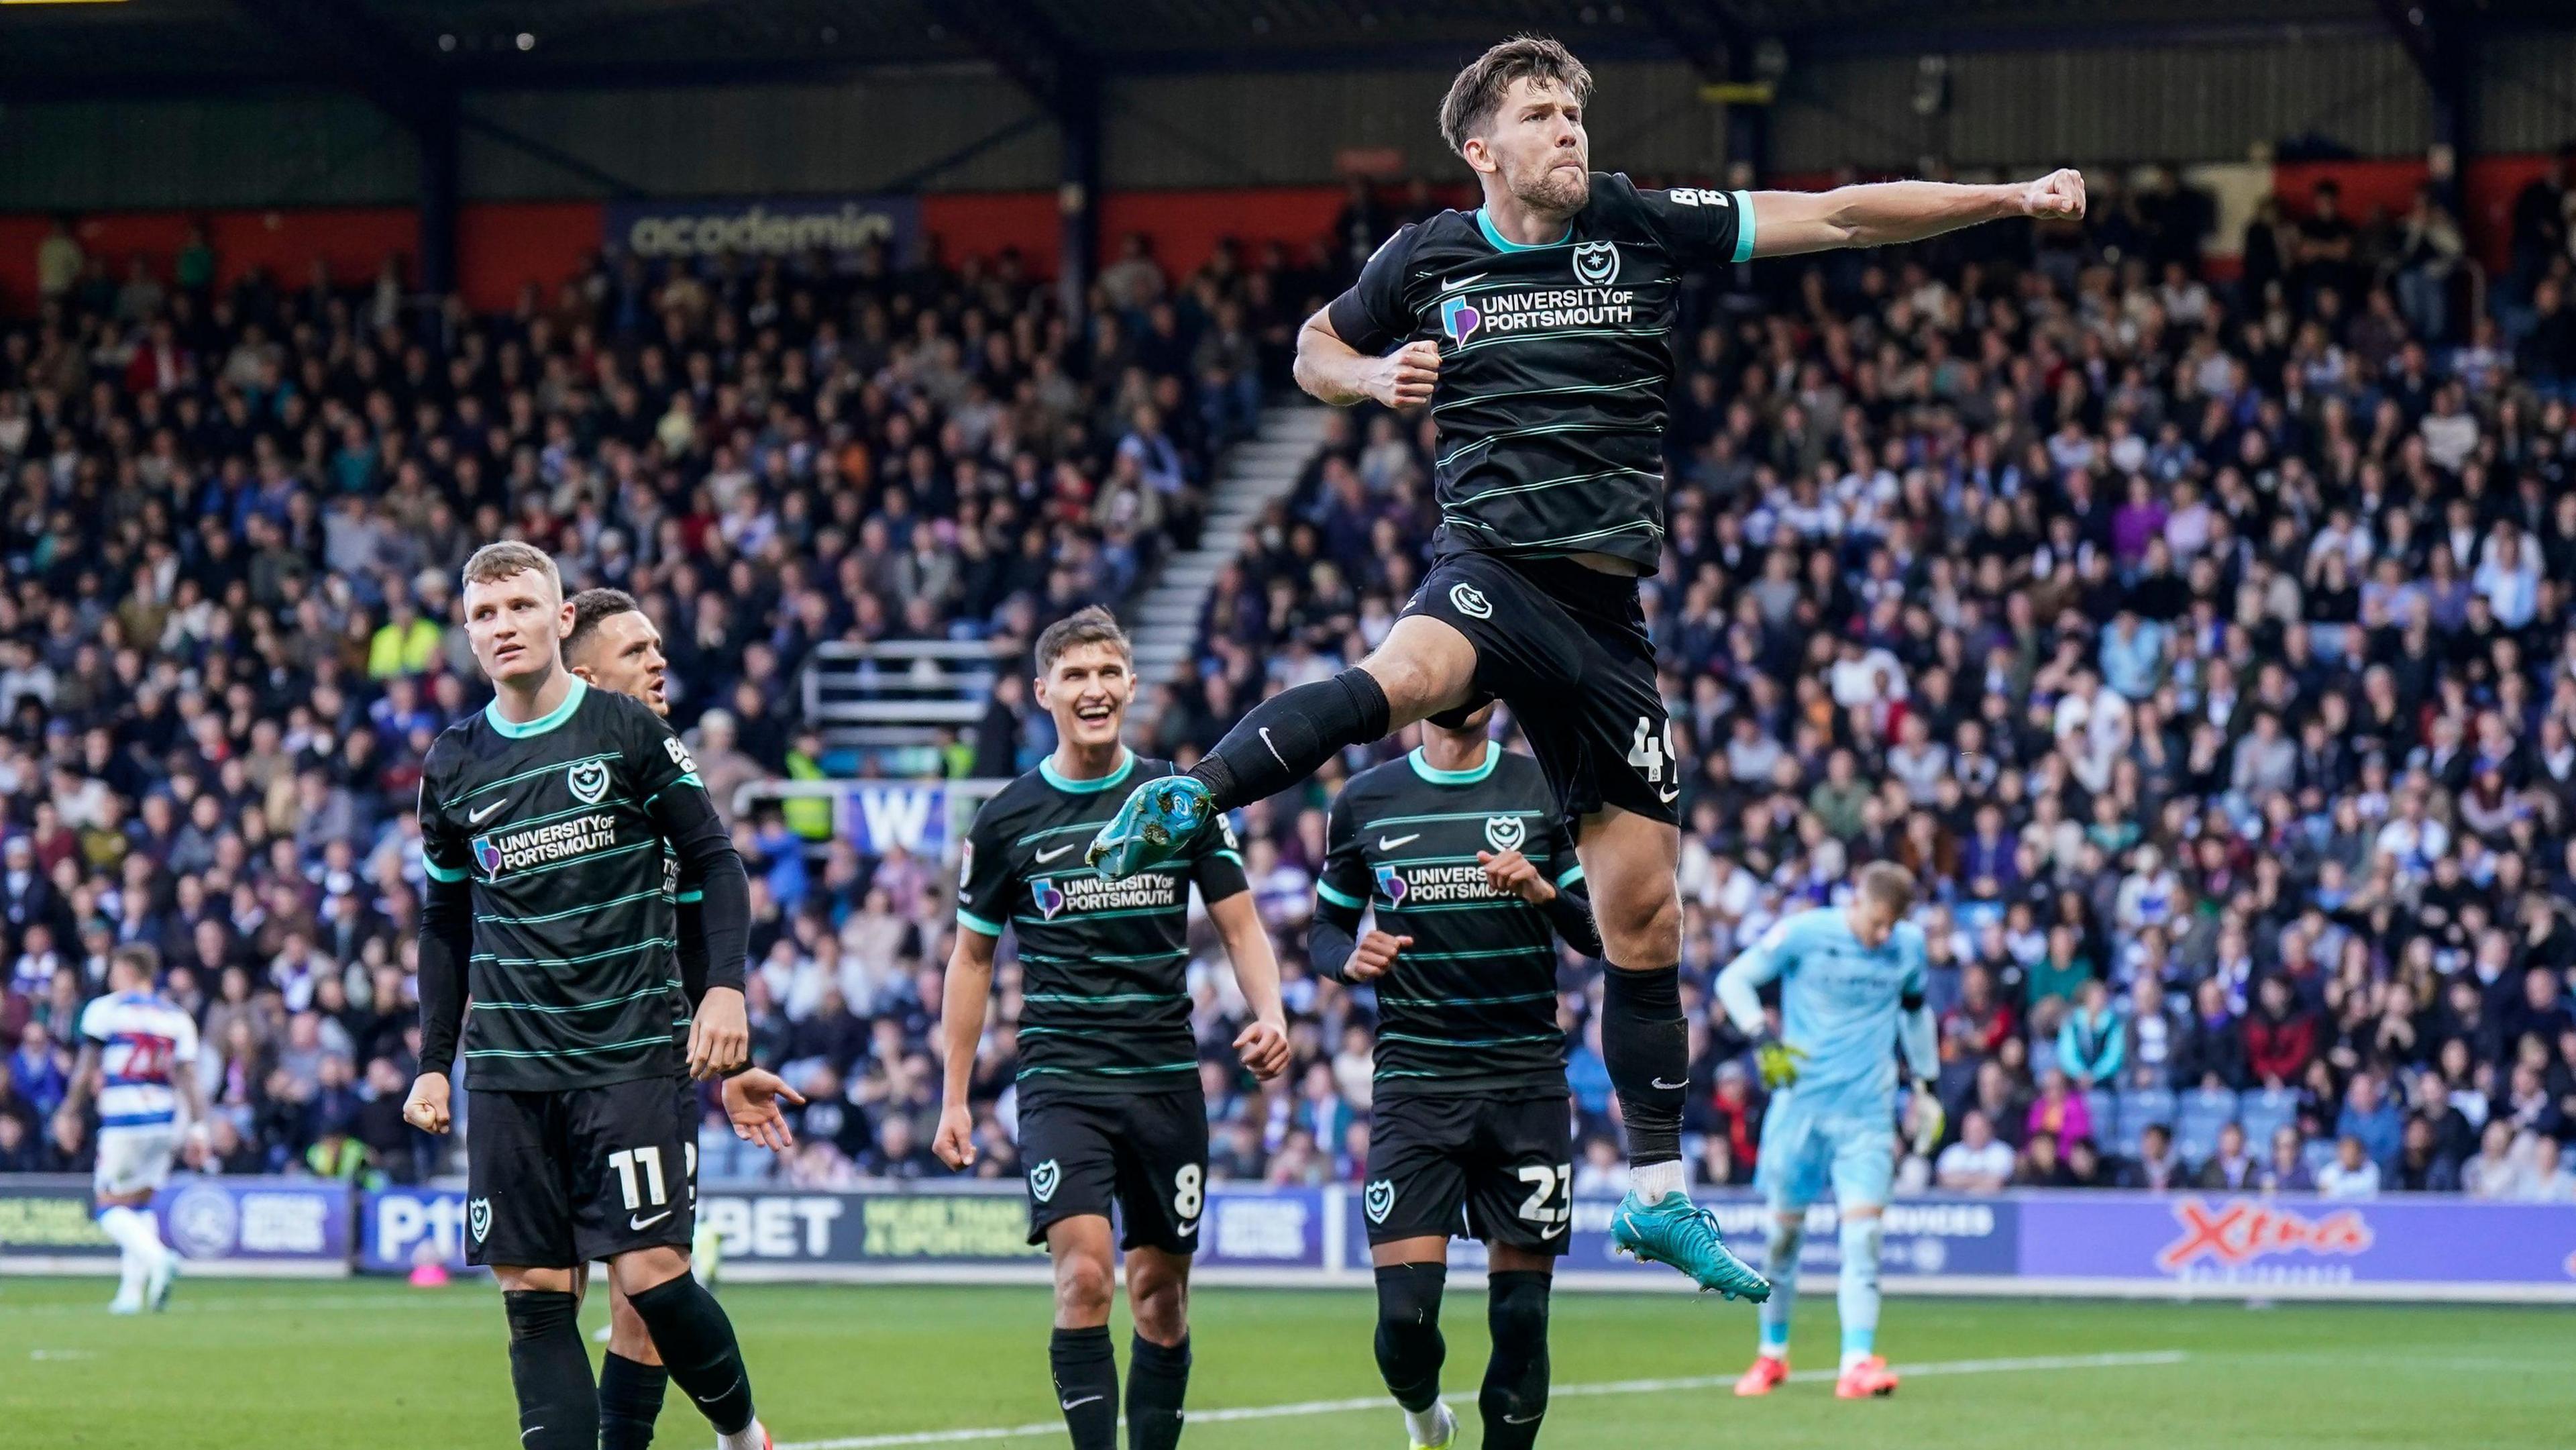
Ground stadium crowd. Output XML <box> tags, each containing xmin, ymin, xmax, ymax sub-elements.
<box><xmin>11</xmin><ymin>158</ymin><xmax>2576</xmax><ymax>1207</ymax></box>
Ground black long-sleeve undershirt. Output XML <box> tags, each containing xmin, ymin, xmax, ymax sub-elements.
<box><xmin>1307</xmin><ymin>879</ymin><xmax>1601</xmax><ymax>984</ymax></box>
<box><xmin>415</xmin><ymin>874</ymin><xmax>472</xmax><ymax>1077</ymax></box>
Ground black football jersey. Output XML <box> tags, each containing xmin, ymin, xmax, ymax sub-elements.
<box><xmin>1326</xmin><ymin>172</ymin><xmax>1751</xmax><ymax>573</ymax></box>
<box><xmin>956</xmin><ymin>751</ymin><xmax>1250</xmax><ymax>1098</ymax></box>
<box><xmin>419</xmin><ymin>679</ymin><xmax>708</xmax><ymax>1092</ymax></box>
<box><xmin>1318</xmin><ymin>745</ymin><xmax>1580</xmax><ymax>1096</ymax></box>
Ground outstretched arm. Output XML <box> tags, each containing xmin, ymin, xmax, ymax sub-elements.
<box><xmin>1210</xmin><ymin>890</ymin><xmax>1291</xmax><ymax>1080</ymax></box>
<box><xmin>1748</xmin><ymin>169</ymin><xmax>2085</xmax><ymax>258</ymax></box>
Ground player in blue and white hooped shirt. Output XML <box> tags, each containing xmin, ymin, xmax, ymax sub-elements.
<box><xmin>1713</xmin><ymin>863</ymin><xmax>1943</xmax><ymax>1399</ymax></box>
<box><xmin>58</xmin><ymin>944</ymin><xmax>203</xmax><ymax>1314</ymax></box>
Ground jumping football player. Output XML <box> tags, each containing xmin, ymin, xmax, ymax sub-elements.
<box><xmin>1714</xmin><ymin>863</ymin><xmax>1943</xmax><ymax>1399</ymax></box>
<box><xmin>1311</xmin><ymin>703</ymin><xmax>1599</xmax><ymax>1450</ymax></box>
<box><xmin>566</xmin><ymin>585</ymin><xmax>807</xmax><ymax>1450</ymax></box>
<box><xmin>1089</xmin><ymin>34</ymin><xmax>2080</xmax><ymax>1294</ymax></box>
<box><xmin>402</xmin><ymin>543</ymin><xmax>771</xmax><ymax>1450</ymax></box>
<box><xmin>56</xmin><ymin>943</ymin><xmax>201</xmax><ymax>1314</ymax></box>
<box><xmin>934</xmin><ymin>605</ymin><xmax>1291</xmax><ymax>1450</ymax></box>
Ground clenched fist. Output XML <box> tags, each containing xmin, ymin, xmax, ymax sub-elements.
<box><xmin>2019</xmin><ymin>168</ymin><xmax>2086</xmax><ymax>221</ymax></box>
<box><xmin>1342</xmin><ymin>929</ymin><xmax>1411</xmax><ymax>982</ymax></box>
<box><xmin>402</xmin><ymin>1072</ymin><xmax>452</xmax><ymax>1135</ymax></box>
<box><xmin>1368</xmin><ymin>340</ymin><xmax>1441</xmax><ymax>409</ymax></box>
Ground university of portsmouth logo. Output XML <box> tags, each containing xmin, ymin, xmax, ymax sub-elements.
<box><xmin>471</xmin><ymin>837</ymin><xmax>503</xmax><ymax>878</ymax></box>
<box><xmin>1485</xmin><ymin>815</ymin><xmax>1527</xmax><ymax>853</ymax></box>
<box><xmin>566</xmin><ymin>758</ymin><xmax>610</xmax><ymax>805</ymax></box>
<box><xmin>1029</xmin><ymin>1159</ymin><xmax>1061</xmax><ymax>1204</ymax></box>
<box><xmin>1032</xmin><ymin>878</ymin><xmax>1068</xmax><ymax>921</ymax></box>
<box><xmin>1374</xmin><ymin>864</ymin><xmax>1409</xmax><ymax>905</ymax></box>
<box><xmin>1363</xmin><ymin>1178</ymin><xmax>1397</xmax><ymax>1225</ymax></box>
<box><xmin>1572</xmin><ymin>240</ymin><xmax>1620</xmax><ymax>286</ymax></box>
<box><xmin>1440</xmin><ymin>295</ymin><xmax>1483</xmax><ymax>346</ymax></box>
<box><xmin>2155</xmin><ymin>1196</ymin><xmax>2373</xmax><ymax>1272</ymax></box>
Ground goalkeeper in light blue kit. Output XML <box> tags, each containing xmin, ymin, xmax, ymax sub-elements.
<box><xmin>1713</xmin><ymin>862</ymin><xmax>1942</xmax><ymax>1400</ymax></box>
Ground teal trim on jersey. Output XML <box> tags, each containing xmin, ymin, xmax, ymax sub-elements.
<box><xmin>1018</xmin><ymin>1061</ymin><xmax>1197</xmax><ymax>1079</ymax></box>
<box><xmin>1020</xmin><ymin>948</ymin><xmax>1186</xmax><ymax>965</ymax></box>
<box><xmin>1474</xmin><ymin>208</ymin><xmax>1572</xmax><ymax>251</ymax></box>
<box><xmin>1557</xmin><ymin>864</ymin><xmax>1586</xmax><ymax>888</ymax></box>
<box><xmin>956</xmin><ymin>907</ymin><xmax>1004</xmax><ymax>937</ymax></box>
<box><xmin>441</xmin><ymin>752</ymin><xmax>618</xmax><ymax>808</ymax></box>
<box><xmin>485</xmin><ymin>678</ymin><xmax>588</xmax><ymax>738</ymax></box>
<box><xmin>643</xmin><ymin>772</ymin><xmax>703</xmax><ymax>805</ymax></box>
<box><xmin>1012</xmin><ymin>819</ymin><xmax>1116</xmax><ymax>845</ymax></box>
<box><xmin>1448</xmin><ymin>324</ymin><xmax>1667</xmax><ymax>357</ymax></box>
<box><xmin>1446</xmin><ymin>464</ymin><xmax>1662</xmax><ymax>506</ymax></box>
<box><xmin>472</xmin><ymin>979</ymin><xmax>683</xmax><ymax>1014</ymax></box>
<box><xmin>1434</xmin><ymin>421</ymin><xmax>1649</xmax><ymax>468</ymax></box>
<box><xmin>1381</xmin><ymin>898</ymin><xmax>1527</xmax><ymax>914</ymax></box>
<box><xmin>473</xmin><ymin>937</ymin><xmax>676</xmax><ymax>969</ymax></box>
<box><xmin>464</xmin><ymin>1031</ymin><xmax>672</xmax><ymax>1061</ymax></box>
<box><xmin>1013</xmin><ymin>903</ymin><xmax>1179</xmax><ymax>924</ymax></box>
<box><xmin>1731</xmin><ymin>189</ymin><xmax>1757</xmax><ymax>262</ymax></box>
<box><xmin>1448</xmin><ymin>514</ymin><xmax>1664</xmax><ymax>551</ymax></box>
<box><xmin>1214</xmin><ymin>848</ymin><xmax>1245</xmax><ymax>866</ymax></box>
<box><xmin>1401</xmin><ymin>944</ymin><xmax>1553</xmax><ymax>962</ymax></box>
<box><xmin>674</xmin><ymin>889</ymin><xmax>704</xmax><ymax>904</ymax></box>
<box><xmin>1024</xmin><ymin>991</ymin><xmax>1187</xmax><ymax>1004</ymax></box>
<box><xmin>479</xmin><ymin>886</ymin><xmax>667</xmax><ymax>925</ymax></box>
<box><xmin>1431</xmin><ymin>374</ymin><xmax>1660</xmax><ymax>415</ymax></box>
<box><xmin>421</xmin><ymin>853</ymin><xmax>467</xmax><ymax>882</ymax></box>
<box><xmin>1039</xmin><ymin>747</ymin><xmax>1136</xmax><ymax>794</ymax></box>
<box><xmin>1377</xmin><ymin>990</ymin><xmax>1560</xmax><ymax>1007</ymax></box>
<box><xmin>1408</xmin><ymin>745</ymin><xmax>1500</xmax><ymax>786</ymax></box>
<box><xmin>1377</xmin><ymin>1029</ymin><xmax>1567</xmax><ymax>1049</ymax></box>
<box><xmin>1316</xmin><ymin>880</ymin><xmax>1364</xmax><ymax>910</ymax></box>
<box><xmin>1364</xmin><ymin>808</ymin><xmax>1545</xmax><ymax>830</ymax></box>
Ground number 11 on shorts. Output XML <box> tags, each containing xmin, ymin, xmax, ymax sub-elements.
<box><xmin>609</xmin><ymin>1146</ymin><xmax>668</xmax><ymax>1209</ymax></box>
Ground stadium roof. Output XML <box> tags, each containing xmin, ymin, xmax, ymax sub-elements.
<box><xmin>2</xmin><ymin>0</ymin><xmax>2568</xmax><ymax>101</ymax></box>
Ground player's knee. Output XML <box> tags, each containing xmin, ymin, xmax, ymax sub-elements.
<box><xmin>1053</xmin><ymin>1250</ymin><xmax>1117</xmax><ymax>1324</ymax></box>
<box><xmin>503</xmin><ymin>1288</ymin><xmax>582</xmax><ymax>1343</ymax></box>
<box><xmin>1372</xmin><ymin>1261</ymin><xmax>1448</xmax><ymax>1387</ymax></box>
<box><xmin>606</xmin><ymin>1294</ymin><xmax>659</xmax><ymax>1361</ymax></box>
<box><xmin>1766</xmin><ymin>1216</ymin><xmax>1806</xmax><ymax>1269</ymax></box>
<box><xmin>1483</xmin><ymin>1270</ymin><xmax>1550</xmax><ymax>1364</ymax></box>
<box><xmin>1599</xmin><ymin>888</ymin><xmax>1680</xmax><ymax>966</ymax></box>
<box><xmin>1126</xmin><ymin>1264</ymin><xmax>1190</xmax><ymax>1345</ymax></box>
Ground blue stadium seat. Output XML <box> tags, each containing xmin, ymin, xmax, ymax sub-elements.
<box><xmin>2301</xmin><ymin>1137</ymin><xmax>2341</xmax><ymax>1179</ymax></box>
<box><xmin>2174</xmin><ymin>1086</ymin><xmax>2240</xmax><ymax>1164</ymax></box>
<box><xmin>698</xmin><ymin>1123</ymin><xmax>749</xmax><ymax>1184</ymax></box>
<box><xmin>2238</xmin><ymin>1088</ymin><xmax>2298</xmax><ymax>1150</ymax></box>
<box><xmin>2084</xmin><ymin>1088</ymin><xmax>2118</xmax><ymax>1150</ymax></box>
<box><xmin>2114</xmin><ymin>1087</ymin><xmax>2176</xmax><ymax>1157</ymax></box>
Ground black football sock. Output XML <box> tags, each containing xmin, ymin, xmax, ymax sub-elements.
<box><xmin>1049</xmin><ymin>1326</ymin><xmax>1120</xmax><ymax>1450</ymax></box>
<box><xmin>1372</xmin><ymin>1262</ymin><xmax>1448</xmax><ymax>1413</ymax></box>
<box><xmin>1126</xmin><ymin>1333</ymin><xmax>1191</xmax><ymax>1450</ymax></box>
<box><xmin>626</xmin><ymin>1273</ymin><xmax>757</xmax><ymax>1437</ymax></box>
<box><xmin>1187</xmin><ymin>667</ymin><xmax>1389</xmax><ymax>809</ymax></box>
<box><xmin>1602</xmin><ymin>964</ymin><xmax>1687</xmax><ymax>1170</ymax></box>
<box><xmin>598</xmin><ymin>1350</ymin><xmax>669</xmax><ymax>1450</ymax></box>
<box><xmin>501</xmin><ymin>1290</ymin><xmax>599</xmax><ymax>1450</ymax></box>
<box><xmin>1479</xmin><ymin>1272</ymin><xmax>1552</xmax><ymax>1450</ymax></box>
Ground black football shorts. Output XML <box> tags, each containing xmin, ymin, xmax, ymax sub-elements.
<box><xmin>1399</xmin><ymin>550</ymin><xmax>1680</xmax><ymax>827</ymax></box>
<box><xmin>1362</xmin><ymin>1090</ymin><xmax>1574</xmax><ymax>1253</ymax></box>
<box><xmin>1017</xmin><ymin>1089</ymin><xmax>1209</xmax><ymax>1254</ymax></box>
<box><xmin>466</xmin><ymin>1075</ymin><xmax>698</xmax><ymax>1269</ymax></box>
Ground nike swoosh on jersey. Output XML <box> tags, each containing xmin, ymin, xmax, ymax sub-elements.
<box><xmin>1061</xmin><ymin>1396</ymin><xmax>1104</xmax><ymax>1412</ymax></box>
<box><xmin>1033</xmin><ymin>843</ymin><xmax>1081</xmax><ymax>864</ymax></box>
<box><xmin>1658</xmin><ymin>784</ymin><xmax>1680</xmax><ymax>804</ymax></box>
<box><xmin>1442</xmin><ymin>272</ymin><xmax>1488</xmax><ymax>292</ymax></box>
<box><xmin>1377</xmin><ymin>833</ymin><xmax>1422</xmax><ymax>851</ymax></box>
<box><xmin>1260</xmin><ymin>727</ymin><xmax>1288</xmax><ymax>768</ymax></box>
<box><xmin>1651</xmin><ymin>1077</ymin><xmax>1687</xmax><ymax>1090</ymax></box>
<box><xmin>469</xmin><ymin>799</ymin><xmax>508</xmax><ymax>823</ymax></box>
<box><xmin>629</xmin><ymin>1210</ymin><xmax>674</xmax><ymax>1231</ymax></box>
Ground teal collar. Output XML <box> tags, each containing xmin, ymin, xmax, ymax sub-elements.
<box><xmin>1041</xmin><ymin>746</ymin><xmax>1136</xmax><ymax>794</ymax></box>
<box><xmin>1409</xmin><ymin>743</ymin><xmax>1499</xmax><ymax>786</ymax></box>
<box><xmin>1475</xmin><ymin>207</ymin><xmax>1572</xmax><ymax>252</ymax></box>
<box><xmin>486</xmin><ymin>677</ymin><xmax>587</xmax><ymax>739</ymax></box>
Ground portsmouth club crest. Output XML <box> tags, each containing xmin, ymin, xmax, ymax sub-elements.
<box><xmin>1374</xmin><ymin>864</ymin><xmax>1409</xmax><ymax>906</ymax></box>
<box><xmin>1029</xmin><ymin>1159</ymin><xmax>1061</xmax><ymax>1203</ymax></box>
<box><xmin>1485</xmin><ymin>815</ymin><xmax>1527</xmax><ymax>853</ymax></box>
<box><xmin>566</xmin><ymin>758</ymin><xmax>610</xmax><ymax>805</ymax></box>
<box><xmin>1572</xmin><ymin>239</ymin><xmax>1619</xmax><ymax>285</ymax></box>
<box><xmin>468</xmin><ymin>1196</ymin><xmax>492</xmax><ymax>1245</ymax></box>
<box><xmin>1032</xmin><ymin>878</ymin><xmax>1068</xmax><ymax>921</ymax></box>
<box><xmin>472</xmin><ymin>836</ymin><xmax>503</xmax><ymax>879</ymax></box>
<box><xmin>1363</xmin><ymin>1178</ymin><xmax>1397</xmax><ymax>1225</ymax></box>
<box><xmin>1440</xmin><ymin>295</ymin><xmax>1482</xmax><ymax>346</ymax></box>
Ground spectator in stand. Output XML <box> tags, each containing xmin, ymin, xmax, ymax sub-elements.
<box><xmin>2195</xmin><ymin>1122</ymin><xmax>2259</xmax><ymax>1191</ymax></box>
<box><xmin>2315</xmin><ymin>1135</ymin><xmax>2383</xmax><ymax>1200</ymax></box>
<box><xmin>2258</xmin><ymin>1125</ymin><xmax>2316</xmax><ymax>1194</ymax></box>
<box><xmin>1935</xmin><ymin>1109</ymin><xmax>2015</xmax><ymax>1193</ymax></box>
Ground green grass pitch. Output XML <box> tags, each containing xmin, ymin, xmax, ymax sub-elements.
<box><xmin>0</xmin><ymin>1277</ymin><xmax>2563</xmax><ymax>1448</ymax></box>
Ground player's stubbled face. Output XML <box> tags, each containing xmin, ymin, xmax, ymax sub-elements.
<box><xmin>463</xmin><ymin>570</ymin><xmax>568</xmax><ymax>686</ymax></box>
<box><xmin>1485</xmin><ymin>76</ymin><xmax>1589</xmax><ymax>216</ymax></box>
<box><xmin>1850</xmin><ymin>902</ymin><xmax>1897</xmax><ymax>949</ymax></box>
<box><xmin>579</xmin><ymin>611</ymin><xmax>669</xmax><ymax>715</ymax></box>
<box><xmin>1036</xmin><ymin>643</ymin><xmax>1133</xmax><ymax>748</ymax></box>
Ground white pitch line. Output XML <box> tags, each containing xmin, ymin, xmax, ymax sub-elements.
<box><xmin>777</xmin><ymin>1349</ymin><xmax>2188</xmax><ymax>1450</ymax></box>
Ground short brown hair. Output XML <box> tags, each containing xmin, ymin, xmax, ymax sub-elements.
<box><xmin>1035</xmin><ymin>605</ymin><xmax>1132</xmax><ymax>676</ymax></box>
<box><xmin>1439</xmin><ymin>35</ymin><xmax>1592</xmax><ymax>154</ymax></box>
<box><xmin>461</xmin><ymin>541</ymin><xmax>560</xmax><ymax>597</ymax></box>
<box><xmin>1858</xmin><ymin>861</ymin><xmax>1919</xmax><ymax>915</ymax></box>
<box><xmin>564</xmin><ymin>587</ymin><xmax>641</xmax><ymax>663</ymax></box>
<box><xmin>111</xmin><ymin>943</ymin><xmax>160</xmax><ymax>981</ymax></box>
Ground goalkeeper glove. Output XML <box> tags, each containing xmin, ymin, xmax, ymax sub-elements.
<box><xmin>1908</xmin><ymin>1078</ymin><xmax>1946</xmax><ymax>1158</ymax></box>
<box><xmin>1754</xmin><ymin>1035</ymin><xmax>1807</xmax><ymax>1091</ymax></box>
